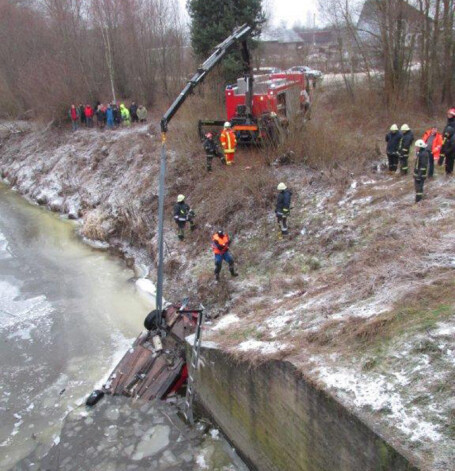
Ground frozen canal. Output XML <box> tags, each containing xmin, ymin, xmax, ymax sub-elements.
<box><xmin>0</xmin><ymin>185</ymin><xmax>247</xmax><ymax>470</ymax></box>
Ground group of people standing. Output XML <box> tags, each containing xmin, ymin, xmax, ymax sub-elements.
<box><xmin>385</xmin><ymin>107</ymin><xmax>455</xmax><ymax>202</ymax></box>
<box><xmin>173</xmin><ymin>183</ymin><xmax>292</xmax><ymax>281</ymax></box>
<box><xmin>69</xmin><ymin>102</ymin><xmax>148</xmax><ymax>131</ymax></box>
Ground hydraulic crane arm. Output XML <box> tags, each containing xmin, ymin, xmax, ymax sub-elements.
<box><xmin>160</xmin><ymin>23</ymin><xmax>253</xmax><ymax>133</ymax></box>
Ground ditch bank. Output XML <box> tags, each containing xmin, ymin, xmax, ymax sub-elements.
<box><xmin>191</xmin><ymin>343</ymin><xmax>419</xmax><ymax>471</ymax></box>
<box><xmin>1</xmin><ymin>122</ymin><xmax>454</xmax><ymax>470</ymax></box>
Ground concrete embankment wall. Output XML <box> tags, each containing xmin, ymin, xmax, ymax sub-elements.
<box><xmin>194</xmin><ymin>346</ymin><xmax>420</xmax><ymax>471</ymax></box>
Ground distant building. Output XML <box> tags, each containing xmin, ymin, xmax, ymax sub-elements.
<box><xmin>357</xmin><ymin>0</ymin><xmax>431</xmax><ymax>45</ymax></box>
<box><xmin>297</xmin><ymin>30</ymin><xmax>335</xmax><ymax>47</ymax></box>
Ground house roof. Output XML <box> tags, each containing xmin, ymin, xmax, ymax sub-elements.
<box><xmin>260</xmin><ymin>27</ymin><xmax>303</xmax><ymax>44</ymax></box>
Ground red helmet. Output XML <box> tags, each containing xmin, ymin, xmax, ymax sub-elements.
<box><xmin>448</xmin><ymin>108</ymin><xmax>455</xmax><ymax>117</ymax></box>
<box><xmin>205</xmin><ymin>132</ymin><xmax>213</xmax><ymax>139</ymax></box>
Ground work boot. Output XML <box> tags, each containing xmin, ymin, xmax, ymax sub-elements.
<box><xmin>215</xmin><ymin>272</ymin><xmax>220</xmax><ymax>281</ymax></box>
<box><xmin>190</xmin><ymin>223</ymin><xmax>196</xmax><ymax>232</ymax></box>
<box><xmin>229</xmin><ymin>266</ymin><xmax>238</xmax><ymax>277</ymax></box>
<box><xmin>178</xmin><ymin>234</ymin><xmax>184</xmax><ymax>241</ymax></box>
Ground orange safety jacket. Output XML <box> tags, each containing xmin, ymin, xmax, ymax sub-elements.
<box><xmin>212</xmin><ymin>233</ymin><xmax>230</xmax><ymax>255</ymax></box>
<box><xmin>220</xmin><ymin>129</ymin><xmax>237</xmax><ymax>154</ymax></box>
<box><xmin>422</xmin><ymin>129</ymin><xmax>443</xmax><ymax>160</ymax></box>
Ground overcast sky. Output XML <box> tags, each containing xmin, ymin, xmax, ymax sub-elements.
<box><xmin>178</xmin><ymin>0</ymin><xmax>319</xmax><ymax>29</ymax></box>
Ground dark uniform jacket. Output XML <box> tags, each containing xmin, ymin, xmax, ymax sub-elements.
<box><xmin>275</xmin><ymin>190</ymin><xmax>292</xmax><ymax>215</ymax></box>
<box><xmin>414</xmin><ymin>149</ymin><xmax>430</xmax><ymax>179</ymax></box>
<box><xmin>441</xmin><ymin>127</ymin><xmax>455</xmax><ymax>157</ymax></box>
<box><xmin>443</xmin><ymin>117</ymin><xmax>455</xmax><ymax>135</ymax></box>
<box><xmin>203</xmin><ymin>137</ymin><xmax>219</xmax><ymax>156</ymax></box>
<box><xmin>399</xmin><ymin>131</ymin><xmax>414</xmax><ymax>154</ymax></box>
<box><xmin>173</xmin><ymin>202</ymin><xmax>190</xmax><ymax>222</ymax></box>
<box><xmin>385</xmin><ymin>131</ymin><xmax>402</xmax><ymax>153</ymax></box>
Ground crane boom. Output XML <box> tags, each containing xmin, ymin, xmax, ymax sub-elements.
<box><xmin>160</xmin><ymin>23</ymin><xmax>253</xmax><ymax>133</ymax></box>
<box><xmin>155</xmin><ymin>24</ymin><xmax>253</xmax><ymax>328</ymax></box>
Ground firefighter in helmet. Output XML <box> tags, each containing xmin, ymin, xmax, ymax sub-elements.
<box><xmin>413</xmin><ymin>139</ymin><xmax>429</xmax><ymax>203</ymax></box>
<box><xmin>398</xmin><ymin>124</ymin><xmax>414</xmax><ymax>175</ymax></box>
<box><xmin>211</xmin><ymin>230</ymin><xmax>238</xmax><ymax>281</ymax></box>
<box><xmin>219</xmin><ymin>122</ymin><xmax>237</xmax><ymax>165</ymax></box>
<box><xmin>203</xmin><ymin>132</ymin><xmax>223</xmax><ymax>171</ymax></box>
<box><xmin>173</xmin><ymin>194</ymin><xmax>195</xmax><ymax>240</ymax></box>
<box><xmin>385</xmin><ymin>124</ymin><xmax>402</xmax><ymax>172</ymax></box>
<box><xmin>275</xmin><ymin>182</ymin><xmax>292</xmax><ymax>237</ymax></box>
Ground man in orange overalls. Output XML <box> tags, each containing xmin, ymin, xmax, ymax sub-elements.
<box><xmin>422</xmin><ymin>127</ymin><xmax>443</xmax><ymax>177</ymax></box>
<box><xmin>211</xmin><ymin>230</ymin><xmax>238</xmax><ymax>281</ymax></box>
<box><xmin>219</xmin><ymin>122</ymin><xmax>237</xmax><ymax>165</ymax></box>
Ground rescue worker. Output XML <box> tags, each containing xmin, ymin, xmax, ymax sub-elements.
<box><xmin>173</xmin><ymin>194</ymin><xmax>195</xmax><ymax>240</ymax></box>
<box><xmin>398</xmin><ymin>124</ymin><xmax>414</xmax><ymax>175</ymax></box>
<box><xmin>203</xmin><ymin>132</ymin><xmax>223</xmax><ymax>171</ymax></box>
<box><xmin>422</xmin><ymin>127</ymin><xmax>443</xmax><ymax>178</ymax></box>
<box><xmin>413</xmin><ymin>139</ymin><xmax>429</xmax><ymax>203</ymax></box>
<box><xmin>275</xmin><ymin>182</ymin><xmax>292</xmax><ymax>237</ymax></box>
<box><xmin>385</xmin><ymin>124</ymin><xmax>401</xmax><ymax>172</ymax></box>
<box><xmin>443</xmin><ymin>108</ymin><xmax>455</xmax><ymax>135</ymax></box>
<box><xmin>219</xmin><ymin>122</ymin><xmax>237</xmax><ymax>165</ymax></box>
<box><xmin>120</xmin><ymin>103</ymin><xmax>131</xmax><ymax>126</ymax></box>
<box><xmin>440</xmin><ymin>127</ymin><xmax>455</xmax><ymax>175</ymax></box>
<box><xmin>211</xmin><ymin>230</ymin><xmax>238</xmax><ymax>281</ymax></box>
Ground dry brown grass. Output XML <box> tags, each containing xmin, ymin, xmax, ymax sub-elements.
<box><xmin>302</xmin><ymin>276</ymin><xmax>455</xmax><ymax>352</ymax></box>
<box><xmin>81</xmin><ymin>208</ymin><xmax>110</xmax><ymax>241</ymax></box>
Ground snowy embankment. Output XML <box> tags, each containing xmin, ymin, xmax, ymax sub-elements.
<box><xmin>1</xmin><ymin>122</ymin><xmax>454</xmax><ymax>470</ymax></box>
<box><xmin>206</xmin><ymin>173</ymin><xmax>455</xmax><ymax>470</ymax></box>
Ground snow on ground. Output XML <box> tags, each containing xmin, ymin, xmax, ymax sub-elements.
<box><xmin>237</xmin><ymin>339</ymin><xmax>288</xmax><ymax>355</ymax></box>
<box><xmin>315</xmin><ymin>365</ymin><xmax>442</xmax><ymax>442</ymax></box>
<box><xmin>212</xmin><ymin>314</ymin><xmax>239</xmax><ymax>330</ymax></box>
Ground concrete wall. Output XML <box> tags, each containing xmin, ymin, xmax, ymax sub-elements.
<box><xmin>194</xmin><ymin>346</ymin><xmax>420</xmax><ymax>471</ymax></box>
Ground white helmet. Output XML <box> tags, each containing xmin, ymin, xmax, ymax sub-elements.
<box><xmin>224</xmin><ymin>121</ymin><xmax>231</xmax><ymax>128</ymax></box>
<box><xmin>277</xmin><ymin>182</ymin><xmax>287</xmax><ymax>191</ymax></box>
<box><xmin>415</xmin><ymin>139</ymin><xmax>426</xmax><ymax>148</ymax></box>
<box><xmin>401</xmin><ymin>124</ymin><xmax>410</xmax><ymax>132</ymax></box>
<box><xmin>177</xmin><ymin>194</ymin><xmax>185</xmax><ymax>202</ymax></box>
<box><xmin>390</xmin><ymin>124</ymin><xmax>399</xmax><ymax>132</ymax></box>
